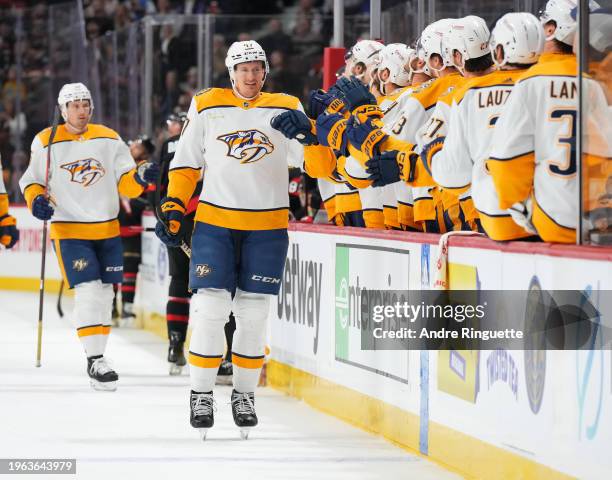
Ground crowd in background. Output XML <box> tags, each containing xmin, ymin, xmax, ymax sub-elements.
<box><xmin>0</xmin><ymin>0</ymin><xmax>403</xmax><ymax>202</ymax></box>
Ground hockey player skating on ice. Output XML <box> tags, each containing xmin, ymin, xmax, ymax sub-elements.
<box><xmin>155</xmin><ymin>40</ymin><xmax>334</xmax><ymax>440</ymax></box>
<box><xmin>19</xmin><ymin>83</ymin><xmax>159</xmax><ymax>391</ymax></box>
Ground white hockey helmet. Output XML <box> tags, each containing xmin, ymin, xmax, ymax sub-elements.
<box><xmin>417</xmin><ymin>19</ymin><xmax>456</xmax><ymax>73</ymax></box>
<box><xmin>490</xmin><ymin>12</ymin><xmax>545</xmax><ymax>67</ymax></box>
<box><xmin>538</xmin><ymin>0</ymin><xmax>592</xmax><ymax>45</ymax></box>
<box><xmin>377</xmin><ymin>43</ymin><xmax>413</xmax><ymax>89</ymax></box>
<box><xmin>408</xmin><ymin>40</ymin><xmax>431</xmax><ymax>81</ymax></box>
<box><xmin>345</xmin><ymin>39</ymin><xmax>384</xmax><ymax>79</ymax></box>
<box><xmin>225</xmin><ymin>40</ymin><xmax>269</xmax><ymax>85</ymax></box>
<box><xmin>57</xmin><ymin>82</ymin><xmax>93</xmax><ymax>120</ymax></box>
<box><xmin>442</xmin><ymin>16</ymin><xmax>490</xmax><ymax>72</ymax></box>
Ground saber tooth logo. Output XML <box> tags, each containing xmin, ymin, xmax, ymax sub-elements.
<box><xmin>217</xmin><ymin>129</ymin><xmax>274</xmax><ymax>164</ymax></box>
<box><xmin>61</xmin><ymin>158</ymin><xmax>106</xmax><ymax>187</ymax></box>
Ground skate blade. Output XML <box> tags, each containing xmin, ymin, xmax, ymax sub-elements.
<box><xmin>215</xmin><ymin>375</ymin><xmax>233</xmax><ymax>386</ymax></box>
<box><xmin>169</xmin><ymin>364</ymin><xmax>183</xmax><ymax>376</ymax></box>
<box><xmin>90</xmin><ymin>379</ymin><xmax>117</xmax><ymax>392</ymax></box>
<box><xmin>239</xmin><ymin>427</ymin><xmax>251</xmax><ymax>440</ymax></box>
<box><xmin>119</xmin><ymin>317</ymin><xmax>136</xmax><ymax>328</ymax></box>
<box><xmin>199</xmin><ymin>428</ymin><xmax>209</xmax><ymax>441</ymax></box>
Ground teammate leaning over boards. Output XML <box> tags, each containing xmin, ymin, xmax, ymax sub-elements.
<box><xmin>276</xmin><ymin>39</ymin><xmax>386</xmax><ymax>229</ymax></box>
<box><xmin>488</xmin><ymin>0</ymin><xmax>608</xmax><ymax>243</ymax></box>
<box><xmin>19</xmin><ymin>83</ymin><xmax>159</xmax><ymax>391</ymax></box>
<box><xmin>424</xmin><ymin>13</ymin><xmax>545</xmax><ymax>241</ymax></box>
<box><xmin>155</xmin><ymin>40</ymin><xmax>334</xmax><ymax>440</ymax></box>
<box><xmin>0</xmin><ymin>162</ymin><xmax>19</xmax><ymax>249</ymax></box>
<box><xmin>413</xmin><ymin>16</ymin><xmax>494</xmax><ymax>233</ymax></box>
<box><xmin>335</xmin><ymin>40</ymin><xmax>385</xmax><ymax>229</ymax></box>
<box><xmin>341</xmin><ymin>19</ymin><xmax>463</xmax><ymax>232</ymax></box>
<box><xmin>371</xmin><ymin>43</ymin><xmax>413</xmax><ymax>230</ymax></box>
<box><xmin>317</xmin><ymin>44</ymin><xmax>415</xmax><ymax>230</ymax></box>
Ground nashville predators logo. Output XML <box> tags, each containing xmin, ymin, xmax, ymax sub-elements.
<box><xmin>72</xmin><ymin>258</ymin><xmax>89</xmax><ymax>272</ymax></box>
<box><xmin>217</xmin><ymin>129</ymin><xmax>274</xmax><ymax>164</ymax></box>
<box><xmin>195</xmin><ymin>264</ymin><xmax>212</xmax><ymax>277</ymax></box>
<box><xmin>61</xmin><ymin>158</ymin><xmax>106</xmax><ymax>187</ymax></box>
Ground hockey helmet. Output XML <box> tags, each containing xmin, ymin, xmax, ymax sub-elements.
<box><xmin>345</xmin><ymin>39</ymin><xmax>384</xmax><ymax>79</ymax></box>
<box><xmin>417</xmin><ymin>19</ymin><xmax>456</xmax><ymax>73</ymax></box>
<box><xmin>442</xmin><ymin>16</ymin><xmax>491</xmax><ymax>72</ymax></box>
<box><xmin>225</xmin><ymin>40</ymin><xmax>269</xmax><ymax>82</ymax></box>
<box><xmin>377</xmin><ymin>43</ymin><xmax>413</xmax><ymax>89</ymax></box>
<box><xmin>57</xmin><ymin>83</ymin><xmax>93</xmax><ymax>120</ymax></box>
<box><xmin>490</xmin><ymin>12</ymin><xmax>545</xmax><ymax>67</ymax></box>
<box><xmin>539</xmin><ymin>0</ymin><xmax>600</xmax><ymax>45</ymax></box>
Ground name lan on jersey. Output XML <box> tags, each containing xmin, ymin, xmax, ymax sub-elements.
<box><xmin>217</xmin><ymin>129</ymin><xmax>274</xmax><ymax>164</ymax></box>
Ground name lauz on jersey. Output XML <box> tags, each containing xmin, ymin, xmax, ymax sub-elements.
<box><xmin>217</xmin><ymin>129</ymin><xmax>275</xmax><ymax>164</ymax></box>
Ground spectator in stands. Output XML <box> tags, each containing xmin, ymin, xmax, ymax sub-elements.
<box><xmin>290</xmin><ymin>0</ymin><xmax>323</xmax><ymax>36</ymax></box>
<box><xmin>212</xmin><ymin>34</ymin><xmax>228</xmax><ymax>84</ymax></box>
<box><xmin>266</xmin><ymin>50</ymin><xmax>300</xmax><ymax>98</ymax></box>
<box><xmin>1</xmin><ymin>66</ymin><xmax>25</xmax><ymax>104</ymax></box>
<box><xmin>180</xmin><ymin>66</ymin><xmax>199</xmax><ymax>97</ymax></box>
<box><xmin>0</xmin><ymin>97</ymin><xmax>27</xmax><ymax>150</ymax></box>
<box><xmin>85</xmin><ymin>0</ymin><xmax>118</xmax><ymax>19</ymax></box>
<box><xmin>160</xmin><ymin>70</ymin><xmax>180</xmax><ymax>120</ymax></box>
<box><xmin>259</xmin><ymin>19</ymin><xmax>293</xmax><ymax>56</ymax></box>
<box><xmin>114</xmin><ymin>3</ymin><xmax>131</xmax><ymax>30</ymax></box>
<box><xmin>86</xmin><ymin>18</ymin><xmax>102</xmax><ymax>41</ymax></box>
<box><xmin>291</xmin><ymin>16</ymin><xmax>322</xmax><ymax>59</ymax></box>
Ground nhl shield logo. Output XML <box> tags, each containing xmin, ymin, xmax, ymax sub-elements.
<box><xmin>217</xmin><ymin>129</ymin><xmax>274</xmax><ymax>164</ymax></box>
<box><xmin>61</xmin><ymin>158</ymin><xmax>106</xmax><ymax>187</ymax></box>
<box><xmin>72</xmin><ymin>258</ymin><xmax>89</xmax><ymax>272</ymax></box>
<box><xmin>195</xmin><ymin>264</ymin><xmax>212</xmax><ymax>277</ymax></box>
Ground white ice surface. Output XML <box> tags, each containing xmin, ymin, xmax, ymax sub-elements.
<box><xmin>0</xmin><ymin>291</ymin><xmax>461</xmax><ymax>480</ymax></box>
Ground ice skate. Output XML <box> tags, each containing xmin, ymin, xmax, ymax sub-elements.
<box><xmin>215</xmin><ymin>360</ymin><xmax>233</xmax><ymax>385</ymax></box>
<box><xmin>190</xmin><ymin>391</ymin><xmax>216</xmax><ymax>440</ymax></box>
<box><xmin>87</xmin><ymin>356</ymin><xmax>118</xmax><ymax>391</ymax></box>
<box><xmin>119</xmin><ymin>303</ymin><xmax>136</xmax><ymax>328</ymax></box>
<box><xmin>168</xmin><ymin>332</ymin><xmax>186</xmax><ymax>375</ymax></box>
<box><xmin>231</xmin><ymin>389</ymin><xmax>257</xmax><ymax>439</ymax></box>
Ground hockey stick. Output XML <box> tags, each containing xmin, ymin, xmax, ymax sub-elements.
<box><xmin>121</xmin><ymin>225</ymin><xmax>155</xmax><ymax>233</ymax></box>
<box><xmin>56</xmin><ymin>279</ymin><xmax>64</xmax><ymax>318</ymax></box>
<box><xmin>154</xmin><ymin>155</ymin><xmax>191</xmax><ymax>258</ymax></box>
<box><xmin>36</xmin><ymin>106</ymin><xmax>60</xmax><ymax>368</ymax></box>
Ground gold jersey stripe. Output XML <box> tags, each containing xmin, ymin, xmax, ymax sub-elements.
<box><xmin>50</xmin><ymin>219</ymin><xmax>119</xmax><ymax>240</ymax></box>
<box><xmin>195</xmin><ymin>202</ymin><xmax>289</xmax><ymax>230</ymax></box>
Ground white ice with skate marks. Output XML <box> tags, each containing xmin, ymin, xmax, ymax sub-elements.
<box><xmin>0</xmin><ymin>292</ymin><xmax>461</xmax><ymax>480</ymax></box>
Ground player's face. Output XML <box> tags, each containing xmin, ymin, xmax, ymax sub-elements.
<box><xmin>234</xmin><ymin>61</ymin><xmax>265</xmax><ymax>98</ymax></box>
<box><xmin>65</xmin><ymin>100</ymin><xmax>91</xmax><ymax>132</ymax></box>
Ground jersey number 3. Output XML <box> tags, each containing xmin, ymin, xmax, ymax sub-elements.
<box><xmin>548</xmin><ymin>109</ymin><xmax>576</xmax><ymax>177</ymax></box>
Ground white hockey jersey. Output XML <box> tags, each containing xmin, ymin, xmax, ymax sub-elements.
<box><xmin>19</xmin><ymin>124</ymin><xmax>144</xmax><ymax>240</ymax></box>
<box><xmin>488</xmin><ymin>53</ymin><xmax>611</xmax><ymax>243</ymax></box>
<box><xmin>383</xmin><ymin>73</ymin><xmax>464</xmax><ymax>229</ymax></box>
<box><xmin>431</xmin><ymin>68</ymin><xmax>533</xmax><ymax>240</ymax></box>
<box><xmin>168</xmin><ymin>88</ymin><xmax>333</xmax><ymax>231</ymax></box>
